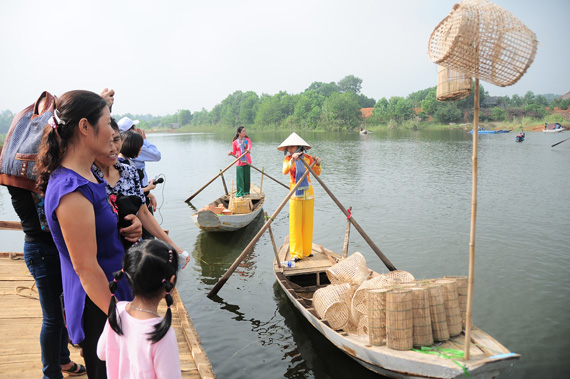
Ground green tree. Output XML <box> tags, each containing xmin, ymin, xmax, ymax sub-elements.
<box><xmin>320</xmin><ymin>92</ymin><xmax>362</xmax><ymax>130</ymax></box>
<box><xmin>177</xmin><ymin>109</ymin><xmax>192</xmax><ymax>125</ymax></box>
<box><xmin>305</xmin><ymin>81</ymin><xmax>339</xmax><ymax>97</ymax></box>
<box><xmin>337</xmin><ymin>75</ymin><xmax>362</xmax><ymax>94</ymax></box>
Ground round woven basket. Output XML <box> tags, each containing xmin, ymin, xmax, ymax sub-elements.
<box><xmin>426</xmin><ymin>283</ymin><xmax>450</xmax><ymax>342</ymax></box>
<box><xmin>411</xmin><ymin>287</ymin><xmax>434</xmax><ymax>347</ymax></box>
<box><xmin>445</xmin><ymin>275</ymin><xmax>468</xmax><ymax>327</ymax></box>
<box><xmin>326</xmin><ymin>252</ymin><xmax>369</xmax><ymax>287</ymax></box>
<box><xmin>428</xmin><ymin>0</ymin><xmax>538</xmax><ymax>87</ymax></box>
<box><xmin>437</xmin><ymin>65</ymin><xmax>472</xmax><ymax>101</ymax></box>
<box><xmin>434</xmin><ymin>279</ymin><xmax>462</xmax><ymax>336</ymax></box>
<box><xmin>386</xmin><ymin>289</ymin><xmax>414</xmax><ymax>351</ymax></box>
<box><xmin>313</xmin><ymin>283</ymin><xmax>352</xmax><ymax>330</ymax></box>
<box><xmin>367</xmin><ymin>288</ymin><xmax>390</xmax><ymax>346</ymax></box>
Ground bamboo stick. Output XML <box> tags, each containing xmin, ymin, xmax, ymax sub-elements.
<box><xmin>464</xmin><ymin>78</ymin><xmax>479</xmax><ymax>360</ymax></box>
<box><xmin>301</xmin><ymin>160</ymin><xmax>396</xmax><ymax>271</ymax></box>
<box><xmin>220</xmin><ymin>169</ymin><xmax>229</xmax><ymax>196</ymax></box>
<box><xmin>265</xmin><ymin>211</ymin><xmax>281</xmax><ymax>268</ymax></box>
<box><xmin>184</xmin><ymin>151</ymin><xmax>247</xmax><ymax>202</ymax></box>
<box><xmin>207</xmin><ymin>161</ymin><xmax>317</xmax><ymax>298</ymax></box>
<box><xmin>342</xmin><ymin>206</ymin><xmax>352</xmax><ymax>258</ymax></box>
<box><xmin>0</xmin><ymin>221</ymin><xmax>23</xmax><ymax>231</ymax></box>
<box><xmin>249</xmin><ymin>164</ymin><xmax>289</xmax><ymax>189</ymax></box>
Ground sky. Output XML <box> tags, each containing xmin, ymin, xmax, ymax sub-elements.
<box><xmin>1</xmin><ymin>0</ymin><xmax>568</xmax><ymax>116</ymax></box>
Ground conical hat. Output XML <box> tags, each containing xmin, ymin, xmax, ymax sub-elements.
<box><xmin>277</xmin><ymin>132</ymin><xmax>312</xmax><ymax>151</ymax></box>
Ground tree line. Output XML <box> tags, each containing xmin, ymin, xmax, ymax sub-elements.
<box><xmin>1</xmin><ymin>75</ymin><xmax>569</xmax><ymax>136</ymax></box>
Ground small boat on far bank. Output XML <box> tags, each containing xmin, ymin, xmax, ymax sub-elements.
<box><xmin>191</xmin><ymin>184</ymin><xmax>265</xmax><ymax>232</ymax></box>
<box><xmin>468</xmin><ymin>129</ymin><xmax>511</xmax><ymax>134</ymax></box>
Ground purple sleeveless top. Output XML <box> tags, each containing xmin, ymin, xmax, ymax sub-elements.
<box><xmin>45</xmin><ymin>167</ymin><xmax>133</xmax><ymax>344</ymax></box>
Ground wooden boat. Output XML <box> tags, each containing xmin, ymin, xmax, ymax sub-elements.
<box><xmin>191</xmin><ymin>184</ymin><xmax>265</xmax><ymax>232</ymax></box>
<box><xmin>274</xmin><ymin>239</ymin><xmax>520</xmax><ymax>379</ymax></box>
<box><xmin>542</xmin><ymin>128</ymin><xmax>564</xmax><ymax>133</ymax></box>
<box><xmin>468</xmin><ymin>129</ymin><xmax>510</xmax><ymax>134</ymax></box>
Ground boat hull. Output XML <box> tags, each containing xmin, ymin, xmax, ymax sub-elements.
<box><xmin>191</xmin><ymin>184</ymin><xmax>265</xmax><ymax>232</ymax></box>
<box><xmin>274</xmin><ymin>242</ymin><xmax>520</xmax><ymax>379</ymax></box>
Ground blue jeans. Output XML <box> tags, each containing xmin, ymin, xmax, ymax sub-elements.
<box><xmin>24</xmin><ymin>241</ymin><xmax>71</xmax><ymax>379</ymax></box>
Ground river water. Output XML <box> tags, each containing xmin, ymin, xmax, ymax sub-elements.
<box><xmin>1</xmin><ymin>129</ymin><xmax>569</xmax><ymax>378</ymax></box>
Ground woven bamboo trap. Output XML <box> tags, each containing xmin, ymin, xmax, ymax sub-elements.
<box><xmin>326</xmin><ymin>252</ymin><xmax>370</xmax><ymax>287</ymax></box>
<box><xmin>437</xmin><ymin>65</ymin><xmax>472</xmax><ymax>101</ymax></box>
<box><xmin>313</xmin><ymin>283</ymin><xmax>353</xmax><ymax>330</ymax></box>
<box><xmin>428</xmin><ymin>0</ymin><xmax>538</xmax><ymax>87</ymax></box>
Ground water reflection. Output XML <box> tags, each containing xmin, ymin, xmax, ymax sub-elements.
<box><xmin>192</xmin><ymin>212</ymin><xmax>266</xmax><ymax>284</ymax></box>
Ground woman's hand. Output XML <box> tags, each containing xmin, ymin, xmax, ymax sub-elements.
<box><xmin>119</xmin><ymin>215</ymin><xmax>142</xmax><ymax>242</ymax></box>
<box><xmin>315</xmin><ymin>157</ymin><xmax>322</xmax><ymax>165</ymax></box>
<box><xmin>228</xmin><ymin>151</ymin><xmax>233</xmax><ymax>156</ymax></box>
<box><xmin>147</xmin><ymin>193</ymin><xmax>157</xmax><ymax>212</ymax></box>
<box><xmin>292</xmin><ymin>152</ymin><xmax>301</xmax><ymax>160</ymax></box>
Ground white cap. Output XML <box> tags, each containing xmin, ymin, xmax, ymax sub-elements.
<box><xmin>117</xmin><ymin>117</ymin><xmax>140</xmax><ymax>133</ymax></box>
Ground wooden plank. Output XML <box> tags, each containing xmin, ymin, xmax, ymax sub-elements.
<box><xmin>0</xmin><ymin>254</ymin><xmax>214</xmax><ymax>379</ymax></box>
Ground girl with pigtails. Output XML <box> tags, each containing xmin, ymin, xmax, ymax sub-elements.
<box><xmin>97</xmin><ymin>240</ymin><xmax>182</xmax><ymax>379</ymax></box>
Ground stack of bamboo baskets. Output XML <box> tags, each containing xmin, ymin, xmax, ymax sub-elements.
<box><xmin>312</xmin><ymin>253</ymin><xmax>469</xmax><ymax>351</ymax></box>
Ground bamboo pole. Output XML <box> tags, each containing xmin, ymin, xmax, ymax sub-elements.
<box><xmin>207</xmin><ymin>161</ymin><xmax>317</xmax><ymax>298</ymax></box>
<box><xmin>259</xmin><ymin>166</ymin><xmax>264</xmax><ymax>194</ymax></box>
<box><xmin>184</xmin><ymin>151</ymin><xmax>247</xmax><ymax>202</ymax></box>
<box><xmin>0</xmin><ymin>221</ymin><xmax>23</xmax><ymax>231</ymax></box>
<box><xmin>342</xmin><ymin>206</ymin><xmax>352</xmax><ymax>258</ymax></box>
<box><xmin>301</xmin><ymin>160</ymin><xmax>397</xmax><ymax>271</ymax></box>
<box><xmin>464</xmin><ymin>78</ymin><xmax>479</xmax><ymax>360</ymax></box>
<box><xmin>250</xmin><ymin>164</ymin><xmax>289</xmax><ymax>189</ymax></box>
<box><xmin>265</xmin><ymin>211</ymin><xmax>281</xmax><ymax>268</ymax></box>
<box><xmin>220</xmin><ymin>169</ymin><xmax>229</xmax><ymax>196</ymax></box>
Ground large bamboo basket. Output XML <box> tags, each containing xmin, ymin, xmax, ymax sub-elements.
<box><xmin>435</xmin><ymin>279</ymin><xmax>463</xmax><ymax>336</ymax></box>
<box><xmin>445</xmin><ymin>275</ymin><xmax>468</xmax><ymax>327</ymax></box>
<box><xmin>411</xmin><ymin>287</ymin><xmax>434</xmax><ymax>347</ymax></box>
<box><xmin>367</xmin><ymin>288</ymin><xmax>390</xmax><ymax>346</ymax></box>
<box><xmin>437</xmin><ymin>65</ymin><xmax>472</xmax><ymax>101</ymax></box>
<box><xmin>426</xmin><ymin>283</ymin><xmax>450</xmax><ymax>342</ymax></box>
<box><xmin>428</xmin><ymin>0</ymin><xmax>538</xmax><ymax>87</ymax></box>
<box><xmin>313</xmin><ymin>283</ymin><xmax>353</xmax><ymax>330</ymax></box>
<box><xmin>386</xmin><ymin>289</ymin><xmax>414</xmax><ymax>351</ymax></box>
<box><xmin>326</xmin><ymin>252</ymin><xmax>369</xmax><ymax>287</ymax></box>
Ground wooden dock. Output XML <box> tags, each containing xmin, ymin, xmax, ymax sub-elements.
<box><xmin>0</xmin><ymin>247</ymin><xmax>215</xmax><ymax>378</ymax></box>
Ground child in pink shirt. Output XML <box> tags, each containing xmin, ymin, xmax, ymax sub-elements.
<box><xmin>97</xmin><ymin>240</ymin><xmax>182</xmax><ymax>379</ymax></box>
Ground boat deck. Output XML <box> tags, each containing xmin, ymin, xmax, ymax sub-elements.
<box><xmin>0</xmin><ymin>251</ymin><xmax>215</xmax><ymax>378</ymax></box>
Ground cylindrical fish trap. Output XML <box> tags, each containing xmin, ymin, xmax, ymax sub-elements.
<box><xmin>426</xmin><ymin>283</ymin><xmax>450</xmax><ymax>341</ymax></box>
<box><xmin>313</xmin><ymin>283</ymin><xmax>352</xmax><ymax>330</ymax></box>
<box><xmin>386</xmin><ymin>289</ymin><xmax>413</xmax><ymax>351</ymax></box>
<box><xmin>326</xmin><ymin>252</ymin><xmax>370</xmax><ymax>287</ymax></box>
<box><xmin>367</xmin><ymin>288</ymin><xmax>390</xmax><ymax>346</ymax></box>
<box><xmin>436</xmin><ymin>65</ymin><xmax>472</xmax><ymax>101</ymax></box>
<box><xmin>411</xmin><ymin>287</ymin><xmax>434</xmax><ymax>347</ymax></box>
<box><xmin>435</xmin><ymin>279</ymin><xmax>462</xmax><ymax>336</ymax></box>
<box><xmin>384</xmin><ymin>270</ymin><xmax>415</xmax><ymax>285</ymax></box>
<box><xmin>428</xmin><ymin>0</ymin><xmax>538</xmax><ymax>87</ymax></box>
<box><xmin>351</xmin><ymin>274</ymin><xmax>392</xmax><ymax>317</ymax></box>
<box><xmin>445</xmin><ymin>275</ymin><xmax>468</xmax><ymax>327</ymax></box>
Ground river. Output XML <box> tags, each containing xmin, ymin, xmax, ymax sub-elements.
<box><xmin>1</xmin><ymin>129</ymin><xmax>569</xmax><ymax>378</ymax></box>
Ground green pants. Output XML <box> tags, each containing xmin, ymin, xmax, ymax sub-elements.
<box><xmin>236</xmin><ymin>165</ymin><xmax>250</xmax><ymax>197</ymax></box>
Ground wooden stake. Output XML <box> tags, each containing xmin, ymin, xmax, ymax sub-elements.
<box><xmin>464</xmin><ymin>78</ymin><xmax>479</xmax><ymax>360</ymax></box>
<box><xmin>301</xmin><ymin>160</ymin><xmax>396</xmax><ymax>271</ymax></box>
<box><xmin>265</xmin><ymin>211</ymin><xmax>281</xmax><ymax>268</ymax></box>
<box><xmin>342</xmin><ymin>206</ymin><xmax>352</xmax><ymax>258</ymax></box>
<box><xmin>220</xmin><ymin>170</ymin><xmax>229</xmax><ymax>196</ymax></box>
<box><xmin>207</xmin><ymin>161</ymin><xmax>317</xmax><ymax>298</ymax></box>
<box><xmin>184</xmin><ymin>151</ymin><xmax>247</xmax><ymax>203</ymax></box>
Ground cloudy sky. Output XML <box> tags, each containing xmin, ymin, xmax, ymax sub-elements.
<box><xmin>0</xmin><ymin>0</ymin><xmax>568</xmax><ymax>116</ymax></box>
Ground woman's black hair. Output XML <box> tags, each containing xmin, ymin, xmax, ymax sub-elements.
<box><xmin>107</xmin><ymin>239</ymin><xmax>179</xmax><ymax>343</ymax></box>
<box><xmin>120</xmin><ymin>130</ymin><xmax>144</xmax><ymax>158</ymax></box>
<box><xmin>36</xmin><ymin>90</ymin><xmax>108</xmax><ymax>193</ymax></box>
<box><xmin>232</xmin><ymin>125</ymin><xmax>249</xmax><ymax>141</ymax></box>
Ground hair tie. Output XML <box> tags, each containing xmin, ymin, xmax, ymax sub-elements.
<box><xmin>121</xmin><ymin>268</ymin><xmax>125</xmax><ymax>273</ymax></box>
<box><xmin>168</xmin><ymin>250</ymin><xmax>173</xmax><ymax>263</ymax></box>
<box><xmin>111</xmin><ymin>293</ymin><xmax>115</xmax><ymax>297</ymax></box>
<box><xmin>48</xmin><ymin>116</ymin><xmax>58</xmax><ymax>129</ymax></box>
<box><xmin>53</xmin><ymin>109</ymin><xmax>66</xmax><ymax>125</ymax></box>
<box><xmin>113</xmin><ymin>278</ymin><xmax>117</xmax><ymax>282</ymax></box>
<box><xmin>162</xmin><ymin>279</ymin><xmax>166</xmax><ymax>283</ymax></box>
<box><xmin>166</xmin><ymin>291</ymin><xmax>170</xmax><ymax>296</ymax></box>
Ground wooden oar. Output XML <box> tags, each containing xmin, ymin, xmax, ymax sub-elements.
<box><xmin>184</xmin><ymin>151</ymin><xmax>247</xmax><ymax>202</ymax></box>
<box><xmin>249</xmin><ymin>164</ymin><xmax>289</xmax><ymax>189</ymax></box>
<box><xmin>551</xmin><ymin>137</ymin><xmax>570</xmax><ymax>148</ymax></box>
<box><xmin>207</xmin><ymin>161</ymin><xmax>317</xmax><ymax>298</ymax></box>
<box><xmin>301</xmin><ymin>159</ymin><xmax>397</xmax><ymax>271</ymax></box>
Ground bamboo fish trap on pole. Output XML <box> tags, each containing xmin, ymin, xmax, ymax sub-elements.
<box><xmin>427</xmin><ymin>0</ymin><xmax>537</xmax><ymax>360</ymax></box>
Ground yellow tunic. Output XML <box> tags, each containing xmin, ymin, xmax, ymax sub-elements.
<box><xmin>283</xmin><ymin>154</ymin><xmax>321</xmax><ymax>258</ymax></box>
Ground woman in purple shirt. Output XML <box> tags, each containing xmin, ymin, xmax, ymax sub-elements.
<box><xmin>36</xmin><ymin>90</ymin><xmax>141</xmax><ymax>379</ymax></box>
